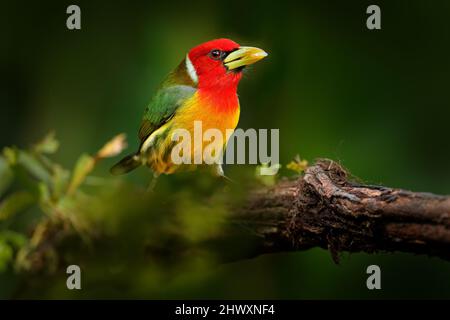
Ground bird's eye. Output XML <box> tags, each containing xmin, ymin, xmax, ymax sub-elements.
<box><xmin>209</xmin><ymin>49</ymin><xmax>222</xmax><ymax>60</ymax></box>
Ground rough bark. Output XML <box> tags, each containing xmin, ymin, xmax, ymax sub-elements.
<box><xmin>223</xmin><ymin>159</ymin><xmax>450</xmax><ymax>262</ymax></box>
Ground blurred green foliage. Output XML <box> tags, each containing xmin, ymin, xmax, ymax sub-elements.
<box><xmin>0</xmin><ymin>133</ymin><xmax>256</xmax><ymax>298</ymax></box>
<box><xmin>2</xmin><ymin>0</ymin><xmax>450</xmax><ymax>298</ymax></box>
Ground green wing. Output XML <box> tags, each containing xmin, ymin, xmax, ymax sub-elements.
<box><xmin>138</xmin><ymin>84</ymin><xmax>196</xmax><ymax>143</ymax></box>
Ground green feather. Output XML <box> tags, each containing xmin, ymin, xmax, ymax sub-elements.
<box><xmin>111</xmin><ymin>59</ymin><xmax>196</xmax><ymax>175</ymax></box>
<box><xmin>138</xmin><ymin>59</ymin><xmax>197</xmax><ymax>144</ymax></box>
<box><xmin>138</xmin><ymin>85</ymin><xmax>195</xmax><ymax>143</ymax></box>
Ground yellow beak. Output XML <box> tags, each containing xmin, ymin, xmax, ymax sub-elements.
<box><xmin>223</xmin><ymin>46</ymin><xmax>268</xmax><ymax>70</ymax></box>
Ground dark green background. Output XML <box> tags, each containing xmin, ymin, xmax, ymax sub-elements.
<box><xmin>2</xmin><ymin>0</ymin><xmax>450</xmax><ymax>298</ymax></box>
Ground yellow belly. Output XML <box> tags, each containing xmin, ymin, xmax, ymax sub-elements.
<box><xmin>143</xmin><ymin>92</ymin><xmax>240</xmax><ymax>174</ymax></box>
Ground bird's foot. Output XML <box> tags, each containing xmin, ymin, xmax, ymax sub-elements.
<box><xmin>146</xmin><ymin>173</ymin><xmax>160</xmax><ymax>193</ymax></box>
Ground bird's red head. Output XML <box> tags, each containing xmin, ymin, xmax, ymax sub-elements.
<box><xmin>186</xmin><ymin>38</ymin><xmax>267</xmax><ymax>90</ymax></box>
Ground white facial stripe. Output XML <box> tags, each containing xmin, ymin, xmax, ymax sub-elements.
<box><xmin>185</xmin><ymin>54</ymin><xmax>198</xmax><ymax>84</ymax></box>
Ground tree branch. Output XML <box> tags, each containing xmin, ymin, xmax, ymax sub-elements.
<box><xmin>15</xmin><ymin>158</ymin><xmax>450</xmax><ymax>271</ymax></box>
<box><xmin>222</xmin><ymin>159</ymin><xmax>450</xmax><ymax>263</ymax></box>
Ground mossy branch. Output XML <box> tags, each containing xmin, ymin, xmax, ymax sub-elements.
<box><xmin>1</xmin><ymin>134</ymin><xmax>450</xmax><ymax>278</ymax></box>
<box><xmin>224</xmin><ymin>159</ymin><xmax>450</xmax><ymax>263</ymax></box>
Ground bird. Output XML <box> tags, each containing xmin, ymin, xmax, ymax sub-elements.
<box><xmin>110</xmin><ymin>38</ymin><xmax>267</xmax><ymax>180</ymax></box>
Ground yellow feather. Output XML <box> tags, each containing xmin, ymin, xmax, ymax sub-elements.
<box><xmin>140</xmin><ymin>91</ymin><xmax>240</xmax><ymax>174</ymax></box>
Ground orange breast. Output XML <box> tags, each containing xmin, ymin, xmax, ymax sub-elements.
<box><xmin>175</xmin><ymin>90</ymin><xmax>240</xmax><ymax>133</ymax></box>
<box><xmin>147</xmin><ymin>90</ymin><xmax>240</xmax><ymax>174</ymax></box>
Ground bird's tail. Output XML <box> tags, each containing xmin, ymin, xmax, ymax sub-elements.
<box><xmin>110</xmin><ymin>153</ymin><xmax>141</xmax><ymax>175</ymax></box>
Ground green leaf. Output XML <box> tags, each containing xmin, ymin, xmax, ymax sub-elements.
<box><xmin>0</xmin><ymin>230</ymin><xmax>27</xmax><ymax>248</ymax></box>
<box><xmin>67</xmin><ymin>154</ymin><xmax>95</xmax><ymax>195</ymax></box>
<box><xmin>33</xmin><ymin>131</ymin><xmax>59</xmax><ymax>154</ymax></box>
<box><xmin>0</xmin><ymin>191</ymin><xmax>36</xmax><ymax>221</ymax></box>
<box><xmin>286</xmin><ymin>155</ymin><xmax>308</xmax><ymax>174</ymax></box>
<box><xmin>38</xmin><ymin>182</ymin><xmax>51</xmax><ymax>204</ymax></box>
<box><xmin>255</xmin><ymin>163</ymin><xmax>281</xmax><ymax>186</ymax></box>
<box><xmin>51</xmin><ymin>164</ymin><xmax>69</xmax><ymax>199</ymax></box>
<box><xmin>0</xmin><ymin>157</ymin><xmax>14</xmax><ymax>198</ymax></box>
<box><xmin>0</xmin><ymin>241</ymin><xmax>13</xmax><ymax>272</ymax></box>
<box><xmin>2</xmin><ymin>147</ymin><xmax>18</xmax><ymax>164</ymax></box>
<box><xmin>17</xmin><ymin>151</ymin><xmax>51</xmax><ymax>184</ymax></box>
